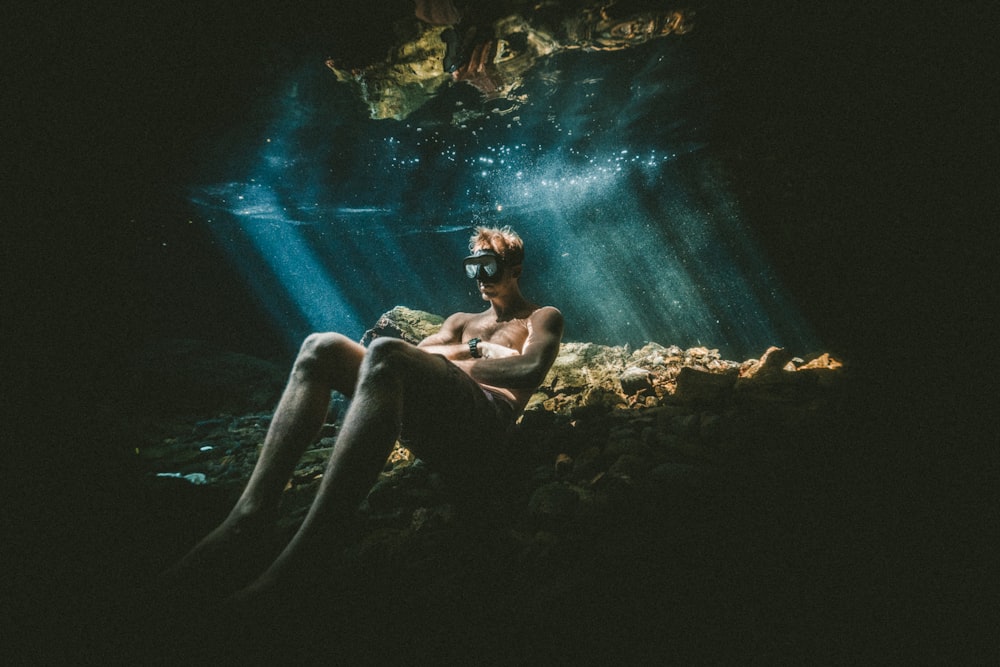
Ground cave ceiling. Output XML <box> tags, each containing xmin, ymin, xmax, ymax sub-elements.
<box><xmin>324</xmin><ymin>0</ymin><xmax>693</xmax><ymax>120</ymax></box>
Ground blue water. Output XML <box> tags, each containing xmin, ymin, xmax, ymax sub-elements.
<box><xmin>189</xmin><ymin>39</ymin><xmax>817</xmax><ymax>359</ymax></box>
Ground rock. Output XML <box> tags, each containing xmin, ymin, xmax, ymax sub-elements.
<box><xmin>698</xmin><ymin>412</ymin><xmax>726</xmax><ymax>441</ymax></box>
<box><xmin>192</xmin><ymin>418</ymin><xmax>227</xmax><ymax>437</ymax></box>
<box><xmin>740</xmin><ymin>346</ymin><xmax>794</xmax><ymax>378</ymax></box>
<box><xmin>603</xmin><ymin>434</ymin><xmax>652</xmax><ymax>463</ymax></box>
<box><xmin>647</xmin><ymin>463</ymin><xmax>715</xmax><ymax>507</ymax></box>
<box><xmin>668</xmin><ymin>413</ymin><xmax>700</xmax><ymax>438</ymax></box>
<box><xmin>363</xmin><ymin>459</ymin><xmax>444</xmax><ymax>514</ymax></box>
<box><xmin>326</xmin><ymin>3</ymin><xmax>693</xmax><ymax>120</ymax></box>
<box><xmin>554</xmin><ymin>452</ymin><xmax>574</xmax><ymax>477</ymax></box>
<box><xmin>674</xmin><ymin>366</ymin><xmax>737</xmax><ymax>404</ymax></box>
<box><xmin>570</xmin><ymin>446</ymin><xmax>602</xmax><ymax>481</ymax></box>
<box><xmin>619</xmin><ymin>367</ymin><xmax>654</xmax><ymax>396</ymax></box>
<box><xmin>154</xmin><ymin>472</ymin><xmax>208</xmax><ymax>485</ymax></box>
<box><xmin>410</xmin><ymin>504</ymin><xmax>455</xmax><ymax>532</ymax></box>
<box><xmin>607</xmin><ymin>454</ymin><xmax>650</xmax><ymax>481</ymax></box>
<box><xmin>579</xmin><ymin>387</ymin><xmax>626</xmax><ymax>413</ymax></box>
<box><xmin>798</xmin><ymin>352</ymin><xmax>844</xmax><ymax>371</ymax></box>
<box><xmin>528</xmin><ymin>482</ymin><xmax>580</xmax><ymax>523</ymax></box>
<box><xmin>361</xmin><ymin>306</ymin><xmax>444</xmax><ymax>345</ymax></box>
<box><xmin>135</xmin><ymin>306</ymin><xmax>849</xmax><ymax>604</ymax></box>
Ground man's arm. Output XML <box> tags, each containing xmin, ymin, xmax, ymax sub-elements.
<box><xmin>416</xmin><ymin>312</ymin><xmax>473</xmax><ymax>359</ymax></box>
<box><xmin>465</xmin><ymin>306</ymin><xmax>564</xmax><ymax>390</ymax></box>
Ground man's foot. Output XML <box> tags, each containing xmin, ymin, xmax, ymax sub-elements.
<box><xmin>228</xmin><ymin>516</ymin><xmax>353</xmax><ymax>617</ymax></box>
<box><xmin>150</xmin><ymin>505</ymin><xmax>282</xmax><ymax>603</ymax></box>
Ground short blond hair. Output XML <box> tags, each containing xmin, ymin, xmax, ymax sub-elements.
<box><xmin>469</xmin><ymin>225</ymin><xmax>524</xmax><ymax>266</ymax></box>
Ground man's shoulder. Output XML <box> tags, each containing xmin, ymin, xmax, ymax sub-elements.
<box><xmin>530</xmin><ymin>305</ymin><xmax>563</xmax><ymax>321</ymax></box>
<box><xmin>528</xmin><ymin>305</ymin><xmax>564</xmax><ymax>333</ymax></box>
<box><xmin>441</xmin><ymin>311</ymin><xmax>481</xmax><ymax>329</ymax></box>
<box><xmin>444</xmin><ymin>310</ymin><xmax>480</xmax><ymax>321</ymax></box>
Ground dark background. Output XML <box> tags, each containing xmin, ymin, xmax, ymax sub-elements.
<box><xmin>5</xmin><ymin>0</ymin><xmax>994</xmax><ymax>660</ymax></box>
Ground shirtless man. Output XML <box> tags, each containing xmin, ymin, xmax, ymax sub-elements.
<box><xmin>169</xmin><ymin>225</ymin><xmax>563</xmax><ymax>600</ymax></box>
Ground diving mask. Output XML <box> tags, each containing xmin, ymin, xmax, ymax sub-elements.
<box><xmin>463</xmin><ymin>249</ymin><xmax>504</xmax><ymax>281</ymax></box>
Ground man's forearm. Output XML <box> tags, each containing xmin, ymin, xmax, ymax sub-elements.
<box><xmin>416</xmin><ymin>342</ymin><xmax>469</xmax><ymax>361</ymax></box>
<box><xmin>418</xmin><ymin>339</ymin><xmax>546</xmax><ymax>389</ymax></box>
<box><xmin>418</xmin><ymin>342</ymin><xmax>536</xmax><ymax>387</ymax></box>
<box><xmin>466</xmin><ymin>355</ymin><xmax>547</xmax><ymax>389</ymax></box>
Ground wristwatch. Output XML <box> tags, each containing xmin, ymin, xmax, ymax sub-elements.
<box><xmin>468</xmin><ymin>337</ymin><xmax>482</xmax><ymax>358</ymax></box>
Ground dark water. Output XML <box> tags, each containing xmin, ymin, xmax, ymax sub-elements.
<box><xmin>46</xmin><ymin>2</ymin><xmax>953</xmax><ymax>368</ymax></box>
<box><xmin>185</xmin><ymin>37</ymin><xmax>816</xmax><ymax>359</ymax></box>
<box><xmin>17</xmin><ymin>2</ymin><xmax>982</xmax><ymax>371</ymax></box>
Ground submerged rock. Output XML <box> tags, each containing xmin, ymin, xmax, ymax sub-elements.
<box><xmin>134</xmin><ymin>307</ymin><xmax>849</xmax><ymax>617</ymax></box>
<box><xmin>360</xmin><ymin>305</ymin><xmax>444</xmax><ymax>345</ymax></box>
<box><xmin>325</xmin><ymin>1</ymin><xmax>693</xmax><ymax>120</ymax></box>
<box><xmin>528</xmin><ymin>481</ymin><xmax>581</xmax><ymax>525</ymax></box>
<box><xmin>619</xmin><ymin>366</ymin><xmax>654</xmax><ymax>397</ymax></box>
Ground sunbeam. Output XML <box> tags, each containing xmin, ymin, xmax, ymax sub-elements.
<box><xmin>189</xmin><ymin>41</ymin><xmax>818</xmax><ymax>358</ymax></box>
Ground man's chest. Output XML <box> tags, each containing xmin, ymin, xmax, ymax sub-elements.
<box><xmin>466</xmin><ymin>317</ymin><xmax>529</xmax><ymax>348</ymax></box>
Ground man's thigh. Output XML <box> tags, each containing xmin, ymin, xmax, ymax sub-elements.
<box><xmin>397</xmin><ymin>352</ymin><xmax>510</xmax><ymax>468</ymax></box>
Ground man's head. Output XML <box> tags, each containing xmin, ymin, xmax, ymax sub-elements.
<box><xmin>469</xmin><ymin>225</ymin><xmax>524</xmax><ymax>265</ymax></box>
<box><xmin>463</xmin><ymin>226</ymin><xmax>524</xmax><ymax>284</ymax></box>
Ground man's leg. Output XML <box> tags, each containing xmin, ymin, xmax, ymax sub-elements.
<box><xmin>165</xmin><ymin>333</ymin><xmax>365</xmax><ymax>585</ymax></box>
<box><xmin>235</xmin><ymin>333</ymin><xmax>365</xmax><ymax>518</ymax></box>
<box><xmin>235</xmin><ymin>337</ymin><xmax>478</xmax><ymax>598</ymax></box>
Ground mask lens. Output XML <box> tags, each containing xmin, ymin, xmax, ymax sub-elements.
<box><xmin>463</xmin><ymin>253</ymin><xmax>501</xmax><ymax>281</ymax></box>
<box><xmin>480</xmin><ymin>257</ymin><xmax>498</xmax><ymax>277</ymax></box>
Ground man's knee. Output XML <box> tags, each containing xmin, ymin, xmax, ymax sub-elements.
<box><xmin>359</xmin><ymin>337</ymin><xmax>435</xmax><ymax>386</ymax></box>
<box><xmin>294</xmin><ymin>332</ymin><xmax>358</xmax><ymax>379</ymax></box>
<box><xmin>362</xmin><ymin>337</ymin><xmax>410</xmax><ymax>370</ymax></box>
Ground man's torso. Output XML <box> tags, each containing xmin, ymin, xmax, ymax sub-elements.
<box><xmin>458</xmin><ymin>306</ymin><xmax>545</xmax><ymax>410</ymax></box>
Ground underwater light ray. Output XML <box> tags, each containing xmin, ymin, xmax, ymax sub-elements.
<box><xmin>187</xmin><ymin>40</ymin><xmax>822</xmax><ymax>359</ymax></box>
<box><xmin>494</xmin><ymin>142</ymin><xmax>801</xmax><ymax>352</ymax></box>
<box><xmin>299</xmin><ymin>224</ymin><xmax>384</xmax><ymax>323</ymax></box>
<box><xmin>486</xmin><ymin>141</ymin><xmax>724</xmax><ymax>340</ymax></box>
<box><xmin>630</xmin><ymin>170</ymin><xmax>788</xmax><ymax>350</ymax></box>
<box><xmin>204</xmin><ymin>216</ymin><xmax>312</xmax><ymax>347</ymax></box>
<box><xmin>361</xmin><ymin>219</ymin><xmax>437</xmax><ymax>303</ymax></box>
<box><xmin>237</xmin><ymin>216</ymin><xmax>363</xmax><ymax>335</ymax></box>
<box><xmin>199</xmin><ymin>180</ymin><xmax>366</xmax><ymax>341</ymax></box>
<box><xmin>303</xmin><ymin>217</ymin><xmax>431</xmax><ymax>328</ymax></box>
<box><xmin>687</xmin><ymin>162</ymin><xmax>819</xmax><ymax>351</ymax></box>
<box><xmin>554</xmin><ymin>250</ymin><xmax>648</xmax><ymax>341</ymax></box>
<box><xmin>653</xmin><ymin>158</ymin><xmax>818</xmax><ymax>351</ymax></box>
<box><xmin>518</xmin><ymin>202</ymin><xmax>697</xmax><ymax>346</ymax></box>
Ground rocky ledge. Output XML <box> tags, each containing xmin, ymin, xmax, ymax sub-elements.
<box><xmin>137</xmin><ymin>306</ymin><xmax>845</xmax><ymax>513</ymax></box>
<box><xmin>127</xmin><ymin>306</ymin><xmax>852</xmax><ymax>661</ymax></box>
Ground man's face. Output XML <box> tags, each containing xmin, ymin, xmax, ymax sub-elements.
<box><xmin>464</xmin><ymin>246</ymin><xmax>517</xmax><ymax>299</ymax></box>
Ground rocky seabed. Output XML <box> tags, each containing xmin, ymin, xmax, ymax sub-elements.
<box><xmin>128</xmin><ymin>307</ymin><xmax>852</xmax><ymax>662</ymax></box>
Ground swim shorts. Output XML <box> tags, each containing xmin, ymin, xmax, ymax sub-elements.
<box><xmin>398</xmin><ymin>356</ymin><xmax>518</xmax><ymax>473</ymax></box>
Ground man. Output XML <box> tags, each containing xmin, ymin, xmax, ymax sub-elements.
<box><xmin>168</xmin><ymin>225</ymin><xmax>563</xmax><ymax>600</ymax></box>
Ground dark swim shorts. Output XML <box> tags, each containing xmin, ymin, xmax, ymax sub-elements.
<box><xmin>398</xmin><ymin>357</ymin><xmax>518</xmax><ymax>474</ymax></box>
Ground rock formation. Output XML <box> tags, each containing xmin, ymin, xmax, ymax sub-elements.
<box><xmin>125</xmin><ymin>305</ymin><xmax>849</xmax><ymax>660</ymax></box>
<box><xmin>325</xmin><ymin>1</ymin><xmax>693</xmax><ymax>120</ymax></box>
<box><xmin>137</xmin><ymin>306</ymin><xmax>845</xmax><ymax>531</ymax></box>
